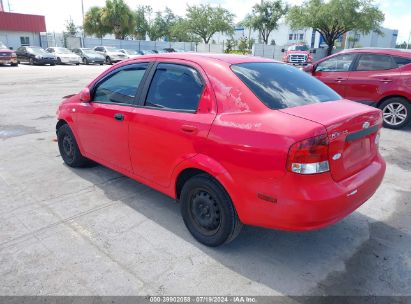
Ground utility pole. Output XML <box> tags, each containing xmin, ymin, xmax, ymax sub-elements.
<box><xmin>81</xmin><ymin>0</ymin><xmax>85</xmax><ymax>46</ymax></box>
<box><xmin>407</xmin><ymin>31</ymin><xmax>411</xmax><ymax>50</ymax></box>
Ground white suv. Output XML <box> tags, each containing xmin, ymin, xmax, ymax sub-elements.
<box><xmin>93</xmin><ymin>46</ymin><xmax>128</xmax><ymax>64</ymax></box>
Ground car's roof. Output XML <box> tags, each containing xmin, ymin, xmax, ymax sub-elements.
<box><xmin>134</xmin><ymin>52</ymin><xmax>276</xmax><ymax>65</ymax></box>
<box><xmin>341</xmin><ymin>47</ymin><xmax>411</xmax><ymax>57</ymax></box>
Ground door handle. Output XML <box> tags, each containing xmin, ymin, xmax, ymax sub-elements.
<box><xmin>379</xmin><ymin>79</ymin><xmax>392</xmax><ymax>83</ymax></box>
<box><xmin>336</xmin><ymin>77</ymin><xmax>345</xmax><ymax>83</ymax></box>
<box><xmin>114</xmin><ymin>113</ymin><xmax>124</xmax><ymax>121</ymax></box>
<box><xmin>181</xmin><ymin>125</ymin><xmax>197</xmax><ymax>133</ymax></box>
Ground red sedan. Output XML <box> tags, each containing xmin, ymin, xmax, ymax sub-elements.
<box><xmin>304</xmin><ymin>48</ymin><xmax>411</xmax><ymax>129</ymax></box>
<box><xmin>56</xmin><ymin>53</ymin><xmax>385</xmax><ymax>246</ymax></box>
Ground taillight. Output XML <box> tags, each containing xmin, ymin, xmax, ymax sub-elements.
<box><xmin>287</xmin><ymin>134</ymin><xmax>330</xmax><ymax>174</ymax></box>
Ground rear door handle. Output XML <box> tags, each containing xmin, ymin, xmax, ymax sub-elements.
<box><xmin>114</xmin><ymin>113</ymin><xmax>124</xmax><ymax>121</ymax></box>
<box><xmin>181</xmin><ymin>125</ymin><xmax>197</xmax><ymax>133</ymax></box>
<box><xmin>379</xmin><ymin>79</ymin><xmax>392</xmax><ymax>83</ymax></box>
<box><xmin>336</xmin><ymin>77</ymin><xmax>345</xmax><ymax>83</ymax></box>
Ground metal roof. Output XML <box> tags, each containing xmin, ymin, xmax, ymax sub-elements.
<box><xmin>0</xmin><ymin>11</ymin><xmax>46</xmax><ymax>32</ymax></box>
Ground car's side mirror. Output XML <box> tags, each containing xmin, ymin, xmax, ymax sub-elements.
<box><xmin>80</xmin><ymin>88</ymin><xmax>91</xmax><ymax>103</ymax></box>
<box><xmin>281</xmin><ymin>48</ymin><xmax>285</xmax><ymax>52</ymax></box>
<box><xmin>303</xmin><ymin>64</ymin><xmax>315</xmax><ymax>73</ymax></box>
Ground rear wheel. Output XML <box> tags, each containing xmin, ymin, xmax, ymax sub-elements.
<box><xmin>83</xmin><ymin>57</ymin><xmax>89</xmax><ymax>65</ymax></box>
<box><xmin>380</xmin><ymin>97</ymin><xmax>410</xmax><ymax>129</ymax></box>
<box><xmin>180</xmin><ymin>174</ymin><xmax>243</xmax><ymax>247</ymax></box>
<box><xmin>57</xmin><ymin>124</ymin><xmax>89</xmax><ymax>167</ymax></box>
<box><xmin>29</xmin><ymin>58</ymin><xmax>34</xmax><ymax>65</ymax></box>
<box><xmin>106</xmin><ymin>56</ymin><xmax>112</xmax><ymax>65</ymax></box>
<box><xmin>57</xmin><ymin>57</ymin><xmax>62</xmax><ymax>65</ymax></box>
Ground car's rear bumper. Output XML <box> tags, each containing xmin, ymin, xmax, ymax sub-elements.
<box><xmin>237</xmin><ymin>154</ymin><xmax>386</xmax><ymax>231</ymax></box>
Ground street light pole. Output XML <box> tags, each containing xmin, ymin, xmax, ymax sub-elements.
<box><xmin>407</xmin><ymin>31</ymin><xmax>411</xmax><ymax>49</ymax></box>
<box><xmin>81</xmin><ymin>0</ymin><xmax>85</xmax><ymax>46</ymax></box>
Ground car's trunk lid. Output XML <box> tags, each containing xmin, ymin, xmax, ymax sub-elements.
<box><xmin>280</xmin><ymin>101</ymin><xmax>382</xmax><ymax>181</ymax></box>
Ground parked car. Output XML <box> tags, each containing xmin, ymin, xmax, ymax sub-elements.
<box><xmin>304</xmin><ymin>48</ymin><xmax>411</xmax><ymax>129</ymax></box>
<box><xmin>56</xmin><ymin>53</ymin><xmax>385</xmax><ymax>247</ymax></box>
<box><xmin>0</xmin><ymin>41</ymin><xmax>18</xmax><ymax>66</ymax></box>
<box><xmin>281</xmin><ymin>43</ymin><xmax>315</xmax><ymax>66</ymax></box>
<box><xmin>46</xmin><ymin>47</ymin><xmax>81</xmax><ymax>65</ymax></box>
<box><xmin>119</xmin><ymin>49</ymin><xmax>141</xmax><ymax>59</ymax></box>
<box><xmin>137</xmin><ymin>50</ymin><xmax>156</xmax><ymax>55</ymax></box>
<box><xmin>16</xmin><ymin>46</ymin><xmax>56</xmax><ymax>66</ymax></box>
<box><xmin>93</xmin><ymin>46</ymin><xmax>128</xmax><ymax>64</ymax></box>
<box><xmin>163</xmin><ymin>48</ymin><xmax>176</xmax><ymax>53</ymax></box>
<box><xmin>72</xmin><ymin>48</ymin><xmax>105</xmax><ymax>65</ymax></box>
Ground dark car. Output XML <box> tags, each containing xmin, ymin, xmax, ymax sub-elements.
<box><xmin>304</xmin><ymin>48</ymin><xmax>411</xmax><ymax>129</ymax></box>
<box><xmin>16</xmin><ymin>46</ymin><xmax>56</xmax><ymax>66</ymax></box>
<box><xmin>0</xmin><ymin>41</ymin><xmax>18</xmax><ymax>66</ymax></box>
<box><xmin>137</xmin><ymin>50</ymin><xmax>156</xmax><ymax>55</ymax></box>
<box><xmin>163</xmin><ymin>48</ymin><xmax>176</xmax><ymax>53</ymax></box>
<box><xmin>73</xmin><ymin>48</ymin><xmax>105</xmax><ymax>65</ymax></box>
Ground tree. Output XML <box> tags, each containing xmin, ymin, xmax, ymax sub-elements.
<box><xmin>185</xmin><ymin>4</ymin><xmax>235</xmax><ymax>44</ymax></box>
<box><xmin>83</xmin><ymin>6</ymin><xmax>109</xmax><ymax>39</ymax></box>
<box><xmin>242</xmin><ymin>1</ymin><xmax>288</xmax><ymax>45</ymax></box>
<box><xmin>65</xmin><ymin>18</ymin><xmax>78</xmax><ymax>36</ymax></box>
<box><xmin>147</xmin><ymin>11</ymin><xmax>167</xmax><ymax>41</ymax></box>
<box><xmin>101</xmin><ymin>0</ymin><xmax>136</xmax><ymax>39</ymax></box>
<box><xmin>287</xmin><ymin>0</ymin><xmax>384</xmax><ymax>55</ymax></box>
<box><xmin>134</xmin><ymin>5</ymin><xmax>151</xmax><ymax>40</ymax></box>
<box><xmin>238</xmin><ymin>36</ymin><xmax>249</xmax><ymax>54</ymax></box>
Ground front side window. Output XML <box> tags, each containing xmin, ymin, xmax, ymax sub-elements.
<box><xmin>231</xmin><ymin>62</ymin><xmax>341</xmax><ymax>110</ymax></box>
<box><xmin>93</xmin><ymin>63</ymin><xmax>148</xmax><ymax>104</ymax></box>
<box><xmin>355</xmin><ymin>54</ymin><xmax>397</xmax><ymax>71</ymax></box>
<box><xmin>145</xmin><ymin>63</ymin><xmax>204</xmax><ymax>111</ymax></box>
<box><xmin>316</xmin><ymin>53</ymin><xmax>356</xmax><ymax>72</ymax></box>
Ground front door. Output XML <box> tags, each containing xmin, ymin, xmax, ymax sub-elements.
<box><xmin>313</xmin><ymin>53</ymin><xmax>357</xmax><ymax>97</ymax></box>
<box><xmin>74</xmin><ymin>62</ymin><xmax>149</xmax><ymax>172</ymax></box>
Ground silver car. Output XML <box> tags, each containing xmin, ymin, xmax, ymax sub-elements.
<box><xmin>93</xmin><ymin>46</ymin><xmax>128</xmax><ymax>64</ymax></box>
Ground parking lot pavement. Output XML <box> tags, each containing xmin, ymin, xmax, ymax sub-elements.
<box><xmin>0</xmin><ymin>64</ymin><xmax>410</xmax><ymax>297</ymax></box>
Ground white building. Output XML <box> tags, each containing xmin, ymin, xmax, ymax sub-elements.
<box><xmin>344</xmin><ymin>27</ymin><xmax>398</xmax><ymax>49</ymax></box>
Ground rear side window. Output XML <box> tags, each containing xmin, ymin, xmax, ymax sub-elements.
<box><xmin>93</xmin><ymin>63</ymin><xmax>148</xmax><ymax>104</ymax></box>
<box><xmin>393</xmin><ymin>56</ymin><xmax>411</xmax><ymax>67</ymax></box>
<box><xmin>145</xmin><ymin>63</ymin><xmax>204</xmax><ymax>111</ymax></box>
<box><xmin>231</xmin><ymin>62</ymin><xmax>340</xmax><ymax>110</ymax></box>
<box><xmin>355</xmin><ymin>54</ymin><xmax>397</xmax><ymax>71</ymax></box>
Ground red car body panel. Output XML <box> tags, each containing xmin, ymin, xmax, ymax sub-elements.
<box><xmin>57</xmin><ymin>53</ymin><xmax>386</xmax><ymax>231</ymax></box>
<box><xmin>308</xmin><ymin>48</ymin><xmax>411</xmax><ymax>106</ymax></box>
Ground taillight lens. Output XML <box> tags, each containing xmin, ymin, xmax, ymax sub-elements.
<box><xmin>287</xmin><ymin>134</ymin><xmax>330</xmax><ymax>174</ymax></box>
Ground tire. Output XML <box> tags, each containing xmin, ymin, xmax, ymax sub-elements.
<box><xmin>106</xmin><ymin>56</ymin><xmax>112</xmax><ymax>65</ymax></box>
<box><xmin>75</xmin><ymin>63</ymin><xmax>80</xmax><ymax>66</ymax></box>
<box><xmin>50</xmin><ymin>63</ymin><xmax>56</xmax><ymax>66</ymax></box>
<box><xmin>99</xmin><ymin>63</ymin><xmax>104</xmax><ymax>65</ymax></box>
<box><xmin>11</xmin><ymin>62</ymin><xmax>18</xmax><ymax>67</ymax></box>
<box><xmin>379</xmin><ymin>97</ymin><xmax>411</xmax><ymax>129</ymax></box>
<box><xmin>83</xmin><ymin>58</ymin><xmax>89</xmax><ymax>65</ymax></box>
<box><xmin>57</xmin><ymin>57</ymin><xmax>62</xmax><ymax>65</ymax></box>
<box><xmin>57</xmin><ymin>124</ymin><xmax>89</xmax><ymax>167</ymax></box>
<box><xmin>180</xmin><ymin>174</ymin><xmax>243</xmax><ymax>247</ymax></box>
<box><xmin>29</xmin><ymin>58</ymin><xmax>34</xmax><ymax>65</ymax></box>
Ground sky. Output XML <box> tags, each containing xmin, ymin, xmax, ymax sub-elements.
<box><xmin>3</xmin><ymin>0</ymin><xmax>411</xmax><ymax>43</ymax></box>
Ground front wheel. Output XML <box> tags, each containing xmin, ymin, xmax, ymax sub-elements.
<box><xmin>83</xmin><ymin>58</ymin><xmax>89</xmax><ymax>65</ymax></box>
<box><xmin>29</xmin><ymin>58</ymin><xmax>34</xmax><ymax>65</ymax></box>
<box><xmin>57</xmin><ymin>124</ymin><xmax>89</xmax><ymax>167</ymax></box>
<box><xmin>105</xmin><ymin>56</ymin><xmax>112</xmax><ymax>65</ymax></box>
<box><xmin>57</xmin><ymin>57</ymin><xmax>62</xmax><ymax>65</ymax></box>
<box><xmin>380</xmin><ymin>97</ymin><xmax>411</xmax><ymax>129</ymax></box>
<box><xmin>180</xmin><ymin>174</ymin><xmax>243</xmax><ymax>247</ymax></box>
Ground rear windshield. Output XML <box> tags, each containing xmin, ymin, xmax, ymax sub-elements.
<box><xmin>231</xmin><ymin>62</ymin><xmax>341</xmax><ymax>109</ymax></box>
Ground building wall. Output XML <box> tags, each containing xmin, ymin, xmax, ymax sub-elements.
<box><xmin>345</xmin><ymin>28</ymin><xmax>398</xmax><ymax>48</ymax></box>
<box><xmin>0</xmin><ymin>31</ymin><xmax>41</xmax><ymax>49</ymax></box>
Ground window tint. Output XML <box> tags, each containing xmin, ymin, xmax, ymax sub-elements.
<box><xmin>231</xmin><ymin>62</ymin><xmax>340</xmax><ymax>110</ymax></box>
<box><xmin>356</xmin><ymin>54</ymin><xmax>397</xmax><ymax>71</ymax></box>
<box><xmin>145</xmin><ymin>63</ymin><xmax>204</xmax><ymax>111</ymax></box>
<box><xmin>393</xmin><ymin>56</ymin><xmax>411</xmax><ymax>67</ymax></box>
<box><xmin>316</xmin><ymin>53</ymin><xmax>356</xmax><ymax>72</ymax></box>
<box><xmin>93</xmin><ymin>63</ymin><xmax>148</xmax><ymax>104</ymax></box>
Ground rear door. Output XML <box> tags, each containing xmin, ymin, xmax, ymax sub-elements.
<box><xmin>344</xmin><ymin>53</ymin><xmax>400</xmax><ymax>104</ymax></box>
<box><xmin>313</xmin><ymin>53</ymin><xmax>357</xmax><ymax>97</ymax></box>
<box><xmin>74</xmin><ymin>62</ymin><xmax>150</xmax><ymax>172</ymax></box>
<box><xmin>129</xmin><ymin>60</ymin><xmax>217</xmax><ymax>187</ymax></box>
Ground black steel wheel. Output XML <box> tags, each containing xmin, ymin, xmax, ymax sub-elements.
<box><xmin>181</xmin><ymin>174</ymin><xmax>242</xmax><ymax>247</ymax></box>
<box><xmin>57</xmin><ymin>124</ymin><xmax>89</xmax><ymax>167</ymax></box>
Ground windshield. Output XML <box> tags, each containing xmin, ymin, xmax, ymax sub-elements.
<box><xmin>82</xmin><ymin>49</ymin><xmax>99</xmax><ymax>55</ymax></box>
<box><xmin>54</xmin><ymin>48</ymin><xmax>72</xmax><ymax>54</ymax></box>
<box><xmin>0</xmin><ymin>42</ymin><xmax>7</xmax><ymax>49</ymax></box>
<box><xmin>28</xmin><ymin>47</ymin><xmax>47</xmax><ymax>54</ymax></box>
<box><xmin>289</xmin><ymin>45</ymin><xmax>309</xmax><ymax>51</ymax></box>
<box><xmin>124</xmin><ymin>49</ymin><xmax>138</xmax><ymax>55</ymax></box>
<box><xmin>231</xmin><ymin>62</ymin><xmax>341</xmax><ymax>110</ymax></box>
<box><xmin>106</xmin><ymin>47</ymin><xmax>119</xmax><ymax>52</ymax></box>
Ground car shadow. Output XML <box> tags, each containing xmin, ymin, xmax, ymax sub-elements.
<box><xmin>68</xmin><ymin>164</ymin><xmax>411</xmax><ymax>297</ymax></box>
